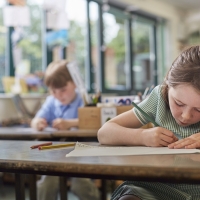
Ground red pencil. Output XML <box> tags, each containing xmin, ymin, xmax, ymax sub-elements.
<box><xmin>30</xmin><ymin>142</ymin><xmax>52</xmax><ymax>149</ymax></box>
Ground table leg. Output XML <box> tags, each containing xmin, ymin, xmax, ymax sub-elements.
<box><xmin>28</xmin><ymin>174</ymin><xmax>37</xmax><ymax>200</ymax></box>
<box><xmin>59</xmin><ymin>176</ymin><xmax>67</xmax><ymax>200</ymax></box>
<box><xmin>101</xmin><ymin>179</ymin><xmax>107</xmax><ymax>200</ymax></box>
<box><xmin>15</xmin><ymin>173</ymin><xmax>25</xmax><ymax>200</ymax></box>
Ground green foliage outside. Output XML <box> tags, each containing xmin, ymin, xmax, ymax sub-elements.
<box><xmin>17</xmin><ymin>3</ymin><xmax>42</xmax><ymax>72</ymax></box>
<box><xmin>68</xmin><ymin>21</ymin><xmax>86</xmax><ymax>77</ymax></box>
<box><xmin>0</xmin><ymin>9</ymin><xmax>6</xmax><ymax>56</ymax></box>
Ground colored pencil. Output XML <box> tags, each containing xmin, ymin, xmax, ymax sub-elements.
<box><xmin>39</xmin><ymin>143</ymin><xmax>75</xmax><ymax>150</ymax></box>
<box><xmin>30</xmin><ymin>142</ymin><xmax>53</xmax><ymax>149</ymax></box>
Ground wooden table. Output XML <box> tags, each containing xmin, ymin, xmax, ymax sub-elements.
<box><xmin>0</xmin><ymin>127</ymin><xmax>98</xmax><ymax>140</ymax></box>
<box><xmin>0</xmin><ymin>128</ymin><xmax>98</xmax><ymax>199</ymax></box>
<box><xmin>1</xmin><ymin>140</ymin><xmax>200</xmax><ymax>200</ymax></box>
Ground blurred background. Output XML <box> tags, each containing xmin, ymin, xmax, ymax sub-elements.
<box><xmin>0</xmin><ymin>1</ymin><xmax>199</xmax><ymax>199</ymax></box>
<box><xmin>0</xmin><ymin>0</ymin><xmax>200</xmax><ymax>94</ymax></box>
<box><xmin>0</xmin><ymin>0</ymin><xmax>199</xmax><ymax>120</ymax></box>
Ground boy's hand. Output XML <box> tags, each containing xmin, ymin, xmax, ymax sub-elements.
<box><xmin>34</xmin><ymin>118</ymin><xmax>47</xmax><ymax>131</ymax></box>
<box><xmin>141</xmin><ymin>127</ymin><xmax>178</xmax><ymax>147</ymax></box>
<box><xmin>168</xmin><ymin>133</ymin><xmax>200</xmax><ymax>149</ymax></box>
<box><xmin>52</xmin><ymin>118</ymin><xmax>71</xmax><ymax>130</ymax></box>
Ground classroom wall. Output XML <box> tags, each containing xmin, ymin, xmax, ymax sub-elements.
<box><xmin>185</xmin><ymin>8</ymin><xmax>200</xmax><ymax>36</ymax></box>
<box><xmin>0</xmin><ymin>98</ymin><xmax>19</xmax><ymax>121</ymax></box>
<box><xmin>0</xmin><ymin>94</ymin><xmax>46</xmax><ymax>122</ymax></box>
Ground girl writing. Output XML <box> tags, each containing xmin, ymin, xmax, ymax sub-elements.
<box><xmin>98</xmin><ymin>45</ymin><xmax>200</xmax><ymax>200</ymax></box>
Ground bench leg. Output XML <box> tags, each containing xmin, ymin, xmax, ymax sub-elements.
<box><xmin>101</xmin><ymin>179</ymin><xmax>107</xmax><ymax>200</ymax></box>
<box><xmin>15</xmin><ymin>173</ymin><xmax>25</xmax><ymax>200</ymax></box>
<box><xmin>59</xmin><ymin>176</ymin><xmax>67</xmax><ymax>200</ymax></box>
<box><xmin>28</xmin><ymin>174</ymin><xmax>37</xmax><ymax>200</ymax></box>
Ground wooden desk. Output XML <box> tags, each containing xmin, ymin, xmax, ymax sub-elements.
<box><xmin>51</xmin><ymin>128</ymin><xmax>98</xmax><ymax>138</ymax></box>
<box><xmin>0</xmin><ymin>128</ymin><xmax>99</xmax><ymax>199</ymax></box>
<box><xmin>0</xmin><ymin>127</ymin><xmax>98</xmax><ymax>140</ymax></box>
<box><xmin>1</xmin><ymin>140</ymin><xmax>200</xmax><ymax>200</ymax></box>
<box><xmin>0</xmin><ymin>127</ymin><xmax>52</xmax><ymax>140</ymax></box>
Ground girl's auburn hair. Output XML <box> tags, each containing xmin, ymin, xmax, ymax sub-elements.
<box><xmin>44</xmin><ymin>60</ymin><xmax>73</xmax><ymax>88</ymax></box>
<box><xmin>162</xmin><ymin>45</ymin><xmax>200</xmax><ymax>105</ymax></box>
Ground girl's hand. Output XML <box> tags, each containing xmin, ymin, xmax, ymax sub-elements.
<box><xmin>52</xmin><ymin>118</ymin><xmax>71</xmax><ymax>130</ymax></box>
<box><xmin>141</xmin><ymin>127</ymin><xmax>178</xmax><ymax>147</ymax></box>
<box><xmin>168</xmin><ymin>133</ymin><xmax>200</xmax><ymax>149</ymax></box>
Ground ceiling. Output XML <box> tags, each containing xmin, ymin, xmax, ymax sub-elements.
<box><xmin>161</xmin><ymin>0</ymin><xmax>200</xmax><ymax>10</ymax></box>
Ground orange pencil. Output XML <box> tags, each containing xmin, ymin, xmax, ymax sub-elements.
<box><xmin>30</xmin><ymin>142</ymin><xmax>52</xmax><ymax>149</ymax></box>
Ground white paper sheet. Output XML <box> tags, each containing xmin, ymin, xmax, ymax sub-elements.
<box><xmin>66</xmin><ymin>142</ymin><xmax>200</xmax><ymax>157</ymax></box>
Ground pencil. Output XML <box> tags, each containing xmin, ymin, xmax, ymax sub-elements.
<box><xmin>39</xmin><ymin>143</ymin><xmax>75</xmax><ymax>150</ymax></box>
<box><xmin>132</xmin><ymin>101</ymin><xmax>159</xmax><ymax>127</ymax></box>
<box><xmin>30</xmin><ymin>142</ymin><xmax>52</xmax><ymax>149</ymax></box>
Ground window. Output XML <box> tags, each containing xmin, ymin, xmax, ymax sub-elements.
<box><xmin>102</xmin><ymin>7</ymin><xmax>131</xmax><ymax>93</ymax></box>
<box><xmin>15</xmin><ymin>0</ymin><xmax>43</xmax><ymax>74</ymax></box>
<box><xmin>0</xmin><ymin>1</ymin><xmax>7</xmax><ymax>91</ymax></box>
<box><xmin>89</xmin><ymin>1</ymin><xmax>98</xmax><ymax>92</ymax></box>
<box><xmin>66</xmin><ymin>0</ymin><xmax>87</xmax><ymax>82</ymax></box>
<box><xmin>132</xmin><ymin>16</ymin><xmax>157</xmax><ymax>92</ymax></box>
<box><xmin>3</xmin><ymin>0</ymin><xmax>160</xmax><ymax>95</ymax></box>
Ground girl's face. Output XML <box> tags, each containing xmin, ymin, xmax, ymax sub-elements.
<box><xmin>168</xmin><ymin>84</ymin><xmax>200</xmax><ymax>127</ymax></box>
<box><xmin>50</xmin><ymin>81</ymin><xmax>76</xmax><ymax>105</ymax></box>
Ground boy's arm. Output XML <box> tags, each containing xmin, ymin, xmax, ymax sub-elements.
<box><xmin>36</xmin><ymin>101</ymin><xmax>53</xmax><ymax>121</ymax></box>
<box><xmin>31</xmin><ymin>118</ymin><xmax>47</xmax><ymax>131</ymax></box>
<box><xmin>52</xmin><ymin>118</ymin><xmax>79</xmax><ymax>130</ymax></box>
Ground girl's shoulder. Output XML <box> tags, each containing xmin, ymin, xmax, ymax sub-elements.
<box><xmin>153</xmin><ymin>85</ymin><xmax>162</xmax><ymax>93</ymax></box>
<box><xmin>147</xmin><ymin>85</ymin><xmax>163</xmax><ymax>99</ymax></box>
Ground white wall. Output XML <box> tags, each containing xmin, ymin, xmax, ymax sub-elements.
<box><xmin>185</xmin><ymin>8</ymin><xmax>200</xmax><ymax>36</ymax></box>
<box><xmin>0</xmin><ymin>94</ymin><xmax>46</xmax><ymax>122</ymax></box>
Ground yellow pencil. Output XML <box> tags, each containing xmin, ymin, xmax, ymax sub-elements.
<box><xmin>39</xmin><ymin>143</ymin><xmax>75</xmax><ymax>150</ymax></box>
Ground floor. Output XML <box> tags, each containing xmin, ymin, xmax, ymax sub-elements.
<box><xmin>0</xmin><ymin>178</ymin><xmax>112</xmax><ymax>200</ymax></box>
<box><xmin>0</xmin><ymin>181</ymin><xmax>79</xmax><ymax>200</ymax></box>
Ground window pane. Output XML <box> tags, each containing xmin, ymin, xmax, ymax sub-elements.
<box><xmin>66</xmin><ymin>0</ymin><xmax>87</xmax><ymax>82</ymax></box>
<box><xmin>0</xmin><ymin>1</ymin><xmax>7</xmax><ymax>91</ymax></box>
<box><xmin>16</xmin><ymin>0</ymin><xmax>43</xmax><ymax>74</ymax></box>
<box><xmin>132</xmin><ymin>18</ymin><xmax>156</xmax><ymax>92</ymax></box>
<box><xmin>103</xmin><ymin>8</ymin><xmax>129</xmax><ymax>90</ymax></box>
<box><xmin>89</xmin><ymin>1</ymin><xmax>98</xmax><ymax>91</ymax></box>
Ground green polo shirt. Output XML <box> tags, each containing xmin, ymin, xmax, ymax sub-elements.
<box><xmin>133</xmin><ymin>85</ymin><xmax>200</xmax><ymax>139</ymax></box>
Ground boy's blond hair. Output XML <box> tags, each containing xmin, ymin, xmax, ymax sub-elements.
<box><xmin>44</xmin><ymin>60</ymin><xmax>73</xmax><ymax>88</ymax></box>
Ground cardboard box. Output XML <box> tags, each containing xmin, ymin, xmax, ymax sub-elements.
<box><xmin>78</xmin><ymin>105</ymin><xmax>133</xmax><ymax>129</ymax></box>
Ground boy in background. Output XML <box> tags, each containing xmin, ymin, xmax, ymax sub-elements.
<box><xmin>31</xmin><ymin>60</ymin><xmax>82</xmax><ymax>131</ymax></box>
<box><xmin>31</xmin><ymin>60</ymin><xmax>100</xmax><ymax>200</ymax></box>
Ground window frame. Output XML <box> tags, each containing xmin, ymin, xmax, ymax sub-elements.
<box><xmin>87</xmin><ymin>0</ymin><xmax>159</xmax><ymax>95</ymax></box>
<box><xmin>5</xmin><ymin>0</ymin><xmax>160</xmax><ymax>95</ymax></box>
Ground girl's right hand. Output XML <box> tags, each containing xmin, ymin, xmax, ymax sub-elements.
<box><xmin>141</xmin><ymin>127</ymin><xmax>178</xmax><ymax>147</ymax></box>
